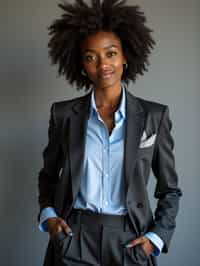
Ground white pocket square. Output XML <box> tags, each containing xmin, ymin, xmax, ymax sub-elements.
<box><xmin>139</xmin><ymin>131</ymin><xmax>157</xmax><ymax>148</ymax></box>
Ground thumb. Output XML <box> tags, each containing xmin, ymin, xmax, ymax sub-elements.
<box><xmin>57</xmin><ymin>218</ymin><xmax>73</xmax><ymax>236</ymax></box>
<box><xmin>126</xmin><ymin>236</ymin><xmax>146</xmax><ymax>248</ymax></box>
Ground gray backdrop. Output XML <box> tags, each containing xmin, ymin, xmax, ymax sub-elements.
<box><xmin>0</xmin><ymin>0</ymin><xmax>199</xmax><ymax>265</ymax></box>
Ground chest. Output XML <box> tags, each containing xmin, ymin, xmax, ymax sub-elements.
<box><xmin>85</xmin><ymin>113</ymin><xmax>125</xmax><ymax>173</ymax></box>
<box><xmin>98</xmin><ymin>109</ymin><xmax>115</xmax><ymax>135</ymax></box>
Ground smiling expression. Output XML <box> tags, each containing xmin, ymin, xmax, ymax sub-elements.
<box><xmin>81</xmin><ymin>31</ymin><xmax>127</xmax><ymax>89</ymax></box>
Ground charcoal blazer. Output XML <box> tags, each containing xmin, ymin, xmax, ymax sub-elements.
<box><xmin>38</xmin><ymin>86</ymin><xmax>182</xmax><ymax>263</ymax></box>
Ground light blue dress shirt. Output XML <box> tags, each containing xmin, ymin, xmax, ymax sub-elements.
<box><xmin>39</xmin><ymin>84</ymin><xmax>164</xmax><ymax>256</ymax></box>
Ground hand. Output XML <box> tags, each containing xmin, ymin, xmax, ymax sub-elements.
<box><xmin>46</xmin><ymin>217</ymin><xmax>73</xmax><ymax>238</ymax></box>
<box><xmin>125</xmin><ymin>236</ymin><xmax>155</xmax><ymax>256</ymax></box>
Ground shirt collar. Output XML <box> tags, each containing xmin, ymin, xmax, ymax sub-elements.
<box><xmin>90</xmin><ymin>83</ymin><xmax>126</xmax><ymax>119</ymax></box>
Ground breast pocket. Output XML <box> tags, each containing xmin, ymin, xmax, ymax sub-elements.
<box><xmin>138</xmin><ymin>132</ymin><xmax>156</xmax><ymax>155</ymax></box>
<box><xmin>137</xmin><ymin>145</ymin><xmax>154</xmax><ymax>160</ymax></box>
<box><xmin>135</xmin><ymin>145</ymin><xmax>155</xmax><ymax>185</ymax></box>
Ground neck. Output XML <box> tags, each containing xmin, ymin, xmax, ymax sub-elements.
<box><xmin>94</xmin><ymin>82</ymin><xmax>122</xmax><ymax>109</ymax></box>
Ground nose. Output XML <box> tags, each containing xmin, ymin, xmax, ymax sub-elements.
<box><xmin>97</xmin><ymin>56</ymin><xmax>110</xmax><ymax>70</ymax></box>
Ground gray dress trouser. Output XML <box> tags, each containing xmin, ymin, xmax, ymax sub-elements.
<box><xmin>45</xmin><ymin>208</ymin><xmax>157</xmax><ymax>266</ymax></box>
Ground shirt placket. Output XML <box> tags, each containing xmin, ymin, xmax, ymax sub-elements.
<box><xmin>102</xmin><ymin>125</ymin><xmax>110</xmax><ymax>212</ymax></box>
<box><xmin>96</xmin><ymin>112</ymin><xmax>110</xmax><ymax>212</ymax></box>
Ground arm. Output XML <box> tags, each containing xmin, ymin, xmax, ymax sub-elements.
<box><xmin>127</xmin><ymin>106</ymin><xmax>182</xmax><ymax>255</ymax></box>
<box><xmin>38</xmin><ymin>206</ymin><xmax>73</xmax><ymax>237</ymax></box>
<box><xmin>37</xmin><ymin>104</ymin><xmax>73</xmax><ymax>237</ymax></box>
<box><xmin>145</xmin><ymin>232</ymin><xmax>164</xmax><ymax>256</ymax></box>
<box><xmin>37</xmin><ymin>103</ymin><xmax>63</xmax><ymax>222</ymax></box>
<box><xmin>126</xmin><ymin>232</ymin><xmax>163</xmax><ymax>256</ymax></box>
<box><xmin>150</xmin><ymin>106</ymin><xmax>182</xmax><ymax>253</ymax></box>
<box><xmin>38</xmin><ymin>207</ymin><xmax>58</xmax><ymax>232</ymax></box>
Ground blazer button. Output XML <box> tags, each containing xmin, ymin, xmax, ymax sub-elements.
<box><xmin>137</xmin><ymin>202</ymin><xmax>144</xmax><ymax>208</ymax></box>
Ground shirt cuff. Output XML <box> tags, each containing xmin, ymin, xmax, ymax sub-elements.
<box><xmin>145</xmin><ymin>232</ymin><xmax>164</xmax><ymax>256</ymax></box>
<box><xmin>38</xmin><ymin>207</ymin><xmax>58</xmax><ymax>232</ymax></box>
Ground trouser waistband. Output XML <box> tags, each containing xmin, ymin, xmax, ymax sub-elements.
<box><xmin>67</xmin><ymin>208</ymin><xmax>134</xmax><ymax>232</ymax></box>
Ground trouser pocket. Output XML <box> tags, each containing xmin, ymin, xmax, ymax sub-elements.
<box><xmin>123</xmin><ymin>234</ymin><xmax>149</xmax><ymax>266</ymax></box>
<box><xmin>51</xmin><ymin>231</ymin><xmax>72</xmax><ymax>265</ymax></box>
<box><xmin>80</xmin><ymin>225</ymin><xmax>101</xmax><ymax>265</ymax></box>
<box><xmin>101</xmin><ymin>228</ymin><xmax>149</xmax><ymax>266</ymax></box>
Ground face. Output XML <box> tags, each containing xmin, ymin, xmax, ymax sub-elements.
<box><xmin>81</xmin><ymin>31</ymin><xmax>127</xmax><ymax>89</ymax></box>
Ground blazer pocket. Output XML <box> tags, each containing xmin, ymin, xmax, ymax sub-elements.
<box><xmin>139</xmin><ymin>133</ymin><xmax>157</xmax><ymax>149</ymax></box>
<box><xmin>137</xmin><ymin>145</ymin><xmax>154</xmax><ymax>161</ymax></box>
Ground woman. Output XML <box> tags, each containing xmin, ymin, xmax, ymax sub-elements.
<box><xmin>37</xmin><ymin>1</ymin><xmax>182</xmax><ymax>266</ymax></box>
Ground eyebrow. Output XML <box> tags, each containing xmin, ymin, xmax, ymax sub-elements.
<box><xmin>83</xmin><ymin>44</ymin><xmax>119</xmax><ymax>53</ymax></box>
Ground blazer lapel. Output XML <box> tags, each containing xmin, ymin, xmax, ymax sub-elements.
<box><xmin>68</xmin><ymin>92</ymin><xmax>91</xmax><ymax>202</ymax></box>
<box><xmin>124</xmin><ymin>90</ymin><xmax>145</xmax><ymax>193</ymax></box>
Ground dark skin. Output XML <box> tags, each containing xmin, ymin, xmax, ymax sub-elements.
<box><xmin>47</xmin><ymin>31</ymin><xmax>155</xmax><ymax>256</ymax></box>
<box><xmin>81</xmin><ymin>31</ymin><xmax>126</xmax><ymax>135</ymax></box>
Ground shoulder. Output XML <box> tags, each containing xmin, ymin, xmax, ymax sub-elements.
<box><xmin>53</xmin><ymin>92</ymin><xmax>91</xmax><ymax>111</ymax></box>
<box><xmin>51</xmin><ymin>92</ymin><xmax>91</xmax><ymax>120</ymax></box>
<box><xmin>126</xmin><ymin>90</ymin><xmax>168</xmax><ymax>117</ymax></box>
<box><xmin>137</xmin><ymin>96</ymin><xmax>167</xmax><ymax>113</ymax></box>
<box><xmin>126</xmin><ymin>90</ymin><xmax>171</xmax><ymax>133</ymax></box>
<box><xmin>139</xmin><ymin>97</ymin><xmax>171</xmax><ymax>128</ymax></box>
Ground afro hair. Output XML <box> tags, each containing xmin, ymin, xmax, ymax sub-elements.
<box><xmin>47</xmin><ymin>0</ymin><xmax>156</xmax><ymax>91</ymax></box>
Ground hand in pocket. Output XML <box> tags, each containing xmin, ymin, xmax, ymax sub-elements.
<box><xmin>125</xmin><ymin>235</ymin><xmax>154</xmax><ymax>256</ymax></box>
<box><xmin>47</xmin><ymin>217</ymin><xmax>73</xmax><ymax>238</ymax></box>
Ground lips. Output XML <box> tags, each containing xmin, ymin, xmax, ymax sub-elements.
<box><xmin>98</xmin><ymin>70</ymin><xmax>114</xmax><ymax>79</ymax></box>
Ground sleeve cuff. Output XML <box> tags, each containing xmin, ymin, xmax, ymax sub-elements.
<box><xmin>145</xmin><ymin>232</ymin><xmax>164</xmax><ymax>256</ymax></box>
<box><xmin>38</xmin><ymin>207</ymin><xmax>58</xmax><ymax>232</ymax></box>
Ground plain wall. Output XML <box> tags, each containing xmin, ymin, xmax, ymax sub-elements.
<box><xmin>0</xmin><ymin>0</ymin><xmax>199</xmax><ymax>265</ymax></box>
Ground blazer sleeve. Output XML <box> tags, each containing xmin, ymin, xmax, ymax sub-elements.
<box><xmin>150</xmin><ymin>105</ymin><xmax>182</xmax><ymax>253</ymax></box>
<box><xmin>37</xmin><ymin>103</ymin><xmax>63</xmax><ymax>222</ymax></box>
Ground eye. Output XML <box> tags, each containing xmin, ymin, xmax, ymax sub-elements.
<box><xmin>107</xmin><ymin>51</ymin><xmax>117</xmax><ymax>57</ymax></box>
<box><xmin>83</xmin><ymin>54</ymin><xmax>97</xmax><ymax>63</ymax></box>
